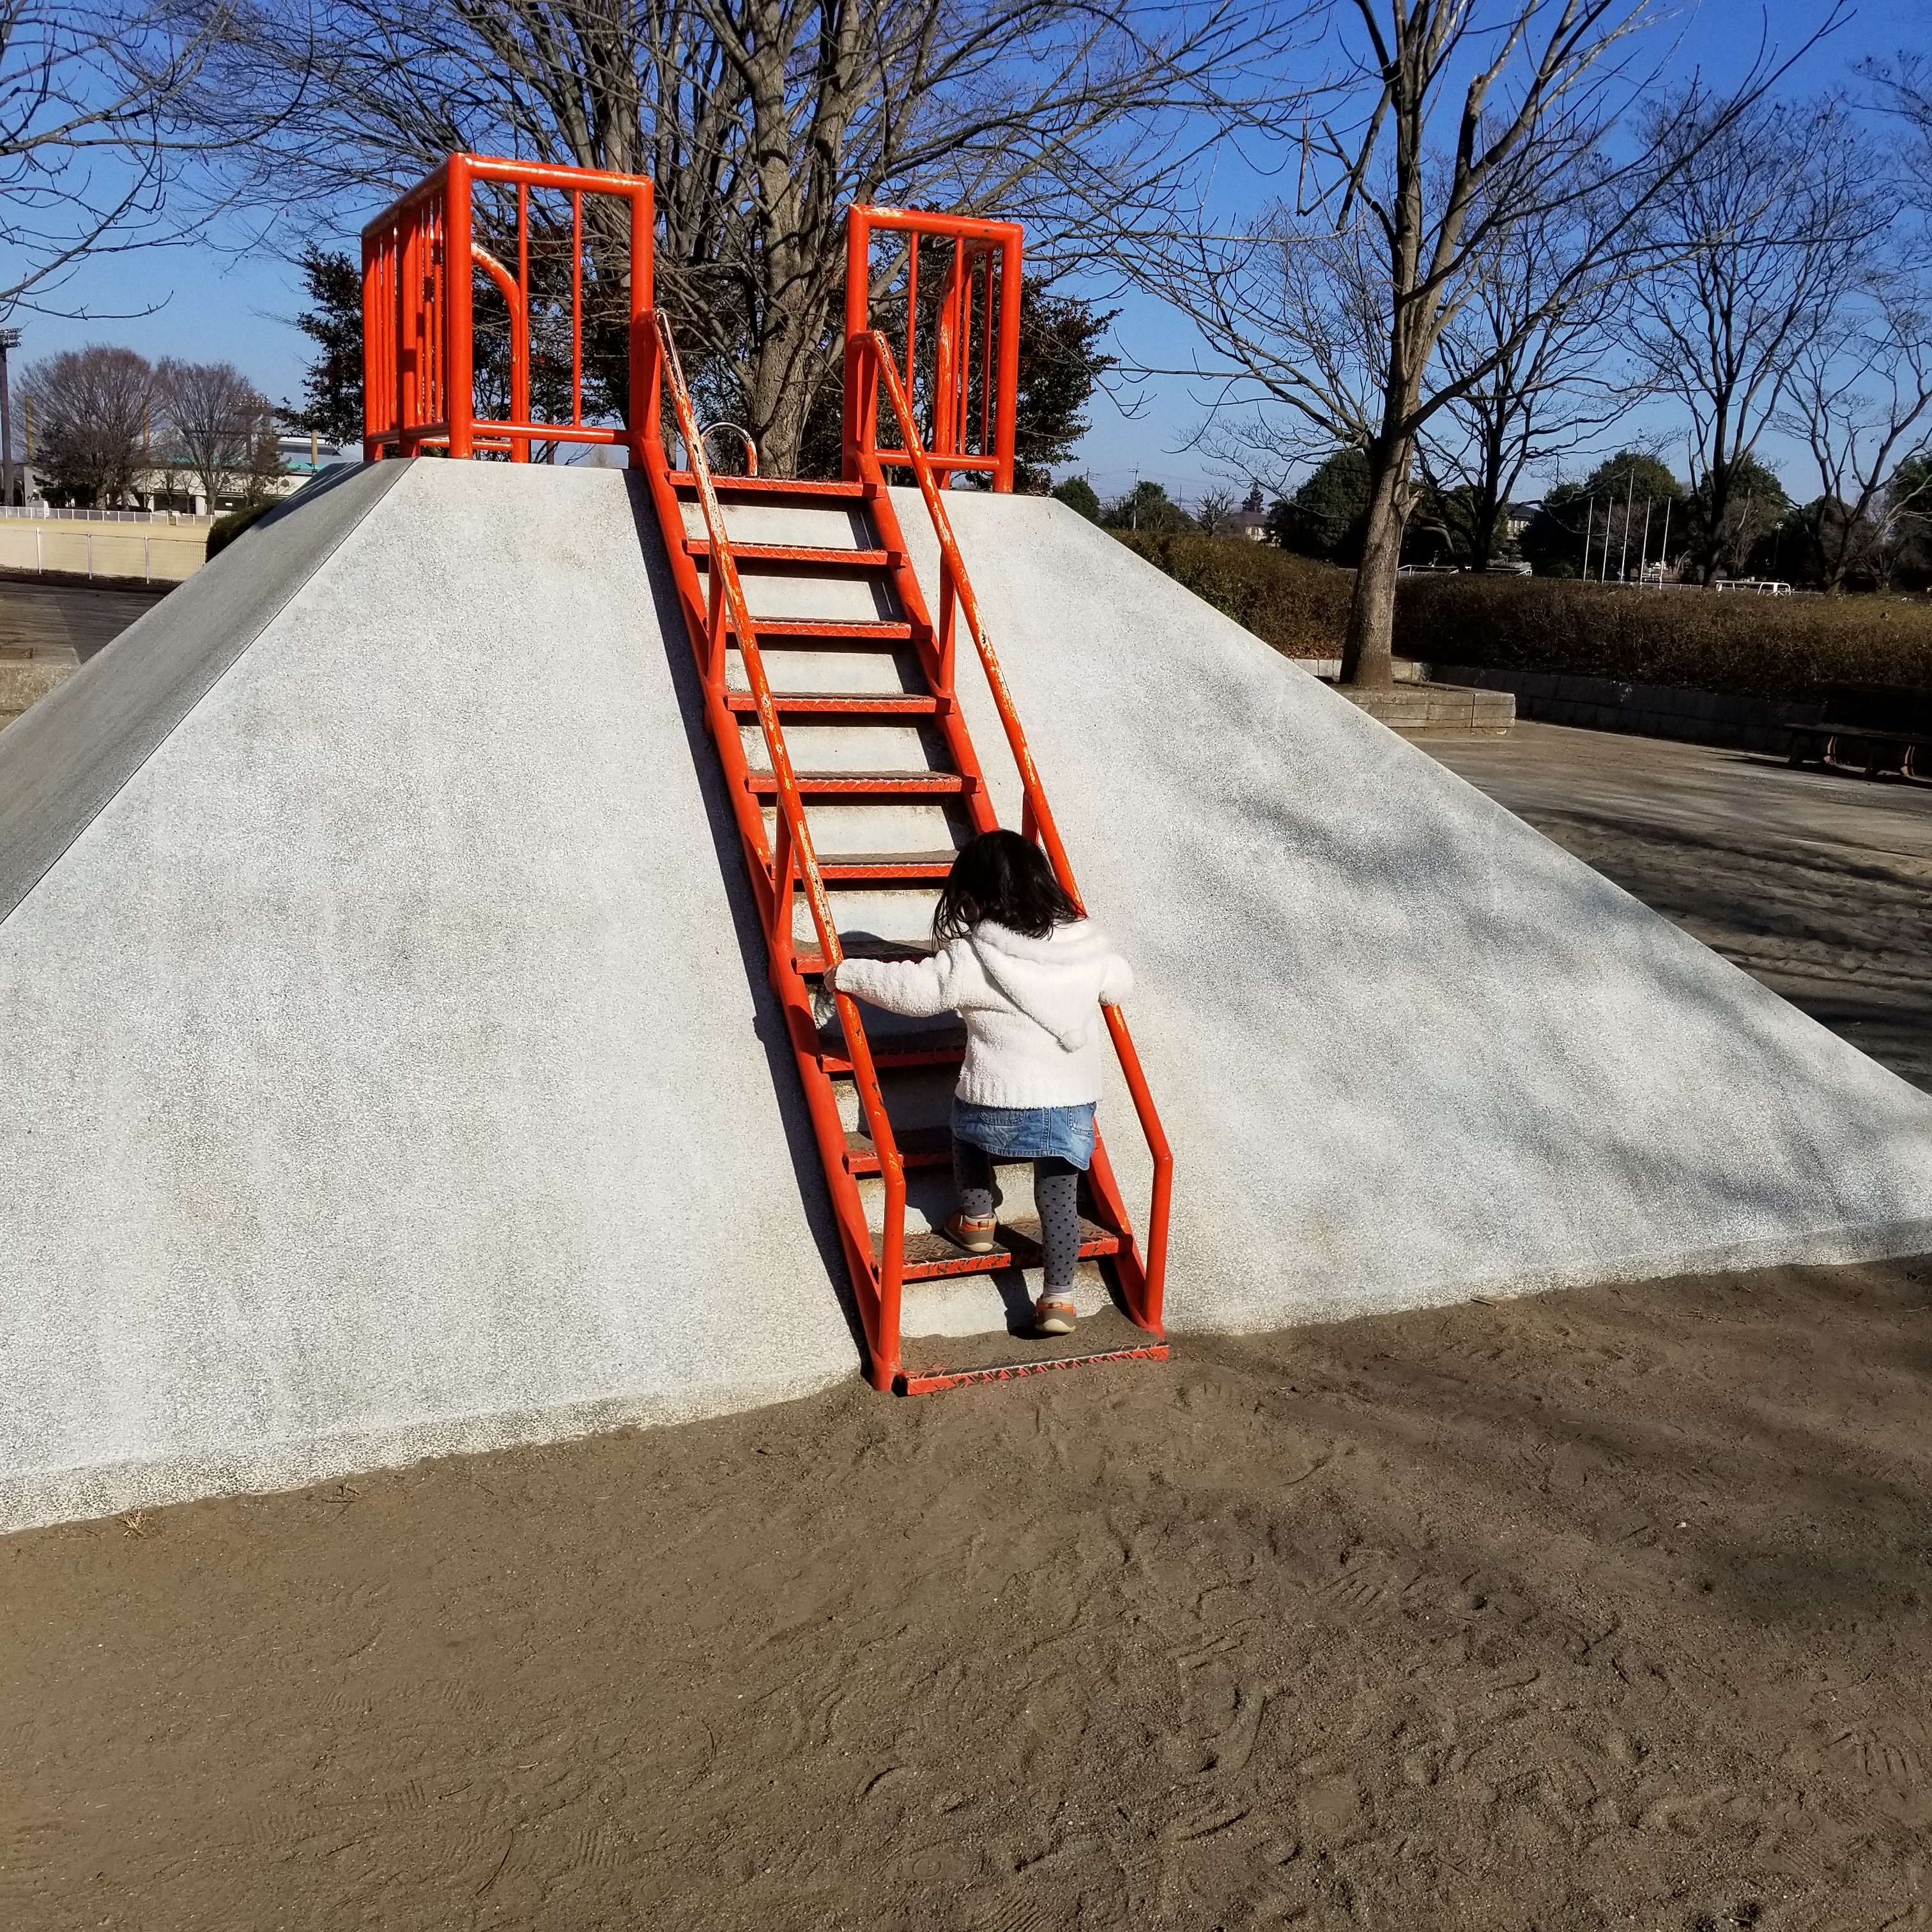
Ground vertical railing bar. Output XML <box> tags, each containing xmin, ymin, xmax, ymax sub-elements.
<box><xmin>904</xmin><ymin>237</ymin><xmax>918</xmax><ymax>438</ymax></box>
<box><xmin>571</xmin><ymin>188</ymin><xmax>583</xmax><ymax>429</ymax></box>
<box><xmin>995</xmin><ymin>230</ymin><xmax>1022</xmax><ymax>493</ymax></box>
<box><xmin>641</xmin><ymin>181</ymin><xmax>664</xmax><ymax>467</ymax></box>
<box><xmin>446</xmin><ymin>156</ymin><xmax>474</xmax><ymax>459</ymax></box>
<box><xmin>980</xmin><ymin>250</ymin><xmax>993</xmax><ymax>458</ymax></box>
<box><xmin>515</xmin><ymin>181</ymin><xmax>530</xmax><ymax>461</ymax></box>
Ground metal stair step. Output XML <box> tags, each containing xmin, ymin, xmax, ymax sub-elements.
<box><xmin>816</xmin><ymin>1022</ymin><xmax>964</xmax><ymax>1070</ymax></box>
<box><xmin>746</xmin><ymin>769</ymin><xmax>965</xmax><ymax>797</ymax></box>
<box><xmin>815</xmin><ymin>848</ymin><xmax>958</xmax><ymax>882</ymax></box>
<box><xmin>797</xmin><ymin>937</ymin><xmax>929</xmax><ymax>975</ymax></box>
<box><xmin>747</xmin><ymin>618</ymin><xmax>913</xmax><ymax>642</ymax></box>
<box><xmin>668</xmin><ymin>473</ymin><xmax>870</xmax><ymax>500</ymax></box>
<box><xmin>875</xmin><ymin>1215</ymin><xmax>1121</xmax><ymax>1280</ymax></box>
<box><xmin>687</xmin><ymin>537</ymin><xmax>902</xmax><ymax>568</ymax></box>
<box><xmin>845</xmin><ymin>1123</ymin><xmax>952</xmax><ymax>1173</ymax></box>
<box><xmin>724</xmin><ymin>691</ymin><xmax>939</xmax><ymax>718</ymax></box>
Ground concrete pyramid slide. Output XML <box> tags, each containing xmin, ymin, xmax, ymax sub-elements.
<box><xmin>3</xmin><ymin>461</ymin><xmax>1929</xmax><ymax>1531</ymax></box>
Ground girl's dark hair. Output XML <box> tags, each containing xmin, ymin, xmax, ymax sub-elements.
<box><xmin>933</xmin><ymin>829</ymin><xmax>1082</xmax><ymax>945</ymax></box>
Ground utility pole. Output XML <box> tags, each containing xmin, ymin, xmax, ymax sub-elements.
<box><xmin>1582</xmin><ymin>496</ymin><xmax>1595</xmax><ymax>579</ymax></box>
<box><xmin>0</xmin><ymin>328</ymin><xmax>20</xmax><ymax>508</ymax></box>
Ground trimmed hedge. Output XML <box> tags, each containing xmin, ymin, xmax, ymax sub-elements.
<box><xmin>1110</xmin><ymin>530</ymin><xmax>1352</xmax><ymax>657</ymax></box>
<box><xmin>1394</xmin><ymin>576</ymin><xmax>1932</xmax><ymax>702</ymax></box>
<box><xmin>1113</xmin><ymin>531</ymin><xmax>1932</xmax><ymax>698</ymax></box>
<box><xmin>206</xmin><ymin>499</ymin><xmax>280</xmax><ymax>560</ymax></box>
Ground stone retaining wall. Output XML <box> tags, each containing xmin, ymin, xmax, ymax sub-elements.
<box><xmin>1434</xmin><ymin>665</ymin><xmax>1824</xmax><ymax>755</ymax></box>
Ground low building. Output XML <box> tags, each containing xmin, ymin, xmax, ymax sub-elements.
<box><xmin>128</xmin><ymin>436</ymin><xmax>346</xmax><ymax>516</ymax></box>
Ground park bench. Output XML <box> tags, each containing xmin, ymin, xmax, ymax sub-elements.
<box><xmin>1787</xmin><ymin>683</ymin><xmax>1932</xmax><ymax>779</ymax></box>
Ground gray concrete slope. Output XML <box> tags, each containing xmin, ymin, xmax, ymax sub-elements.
<box><xmin>8</xmin><ymin>464</ymin><xmax>1930</xmax><ymax>1532</ymax></box>
<box><xmin>0</xmin><ymin>463</ymin><xmax>408</xmax><ymax>925</ymax></box>
<box><xmin>896</xmin><ymin>490</ymin><xmax>1932</xmax><ymax>1333</ymax></box>
<box><xmin>0</xmin><ymin>461</ymin><xmax>852</xmax><ymax>1534</ymax></box>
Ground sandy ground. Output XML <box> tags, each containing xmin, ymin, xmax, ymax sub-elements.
<box><xmin>4</xmin><ymin>721</ymin><xmax>1931</xmax><ymax>1930</ymax></box>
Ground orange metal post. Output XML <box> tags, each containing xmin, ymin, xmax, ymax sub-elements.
<box><xmin>992</xmin><ymin>229</ymin><xmax>1020</xmax><ymax>494</ymax></box>
<box><xmin>842</xmin><ymin>207</ymin><xmax>871</xmax><ymax>480</ymax></box>
<box><xmin>361</xmin><ymin>232</ymin><xmax>385</xmax><ymax>459</ymax></box>
<box><xmin>445</xmin><ymin>154</ymin><xmax>473</xmax><ymax>459</ymax></box>
<box><xmin>628</xmin><ymin>180</ymin><xmax>654</xmax><ymax>464</ymax></box>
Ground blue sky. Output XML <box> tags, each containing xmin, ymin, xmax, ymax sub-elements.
<box><xmin>20</xmin><ymin>0</ymin><xmax>1926</xmax><ymax>504</ymax></box>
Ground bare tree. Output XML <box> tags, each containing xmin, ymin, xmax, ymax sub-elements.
<box><xmin>1775</xmin><ymin>271</ymin><xmax>1932</xmax><ymax>593</ymax></box>
<box><xmin>159</xmin><ymin>357</ymin><xmax>281</xmax><ymax>507</ymax></box>
<box><xmin>1194</xmin><ymin>486</ymin><xmax>1240</xmax><ymax>535</ymax></box>
<box><xmin>190</xmin><ymin>0</ymin><xmax>1266</xmax><ymax>474</ymax></box>
<box><xmin>1632</xmin><ymin>93</ymin><xmax>1887</xmax><ymax>585</ymax></box>
<box><xmin>1865</xmin><ymin>40</ymin><xmax>1932</xmax><ymax>211</ymax></box>
<box><xmin>0</xmin><ymin>0</ymin><xmax>246</xmax><ymax>321</ymax></box>
<box><xmin>1129</xmin><ymin>2</ymin><xmax>1835</xmax><ymax>686</ymax></box>
<box><xmin>1416</xmin><ymin>180</ymin><xmax>1630</xmax><ymax>569</ymax></box>
<box><xmin>17</xmin><ymin>344</ymin><xmax>155</xmax><ymax>505</ymax></box>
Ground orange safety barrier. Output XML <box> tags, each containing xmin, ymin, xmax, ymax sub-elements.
<box><xmin>360</xmin><ymin>153</ymin><xmax>654</xmax><ymax>463</ymax></box>
<box><xmin>843</xmin><ymin>206</ymin><xmax>1022</xmax><ymax>493</ymax></box>
<box><xmin>845</xmin><ymin>324</ymin><xmax>1174</xmax><ymax>1338</ymax></box>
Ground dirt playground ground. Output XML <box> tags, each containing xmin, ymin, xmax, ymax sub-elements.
<box><xmin>4</xmin><ymin>726</ymin><xmax>1930</xmax><ymax>1931</ymax></box>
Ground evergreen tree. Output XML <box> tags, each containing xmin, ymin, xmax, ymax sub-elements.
<box><xmin>1269</xmin><ymin>449</ymin><xmax>1370</xmax><ymax>562</ymax></box>
<box><xmin>1100</xmin><ymin>479</ymin><xmax>1193</xmax><ymax>532</ymax></box>
<box><xmin>1050</xmin><ymin>475</ymin><xmax>1100</xmax><ymax>521</ymax></box>
<box><xmin>280</xmin><ymin>246</ymin><xmax>365</xmax><ymax>449</ymax></box>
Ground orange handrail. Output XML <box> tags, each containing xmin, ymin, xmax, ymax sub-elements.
<box><xmin>847</xmin><ymin>328</ymin><xmax>1174</xmax><ymax>1331</ymax></box>
<box><xmin>649</xmin><ymin>311</ymin><xmax>910</xmax><ymax>1374</ymax></box>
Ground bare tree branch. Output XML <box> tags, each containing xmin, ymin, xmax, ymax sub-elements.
<box><xmin>1113</xmin><ymin>0</ymin><xmax>1846</xmax><ymax>685</ymax></box>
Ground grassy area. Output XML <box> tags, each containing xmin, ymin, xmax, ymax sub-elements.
<box><xmin>1115</xmin><ymin>530</ymin><xmax>1932</xmax><ymax>697</ymax></box>
<box><xmin>1110</xmin><ymin>530</ymin><xmax>1353</xmax><ymax>657</ymax></box>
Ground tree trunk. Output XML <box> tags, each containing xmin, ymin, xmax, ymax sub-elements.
<box><xmin>1340</xmin><ymin>445</ymin><xmax>1410</xmax><ymax>688</ymax></box>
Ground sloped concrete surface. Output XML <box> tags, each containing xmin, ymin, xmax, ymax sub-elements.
<box><xmin>896</xmin><ymin>490</ymin><xmax>1932</xmax><ymax>1333</ymax></box>
<box><xmin>0</xmin><ymin>462</ymin><xmax>850</xmax><ymax>1533</ymax></box>
<box><xmin>7</xmin><ymin>467</ymin><xmax>1931</xmax><ymax>1532</ymax></box>
<box><xmin>0</xmin><ymin>463</ymin><xmax>407</xmax><ymax>926</ymax></box>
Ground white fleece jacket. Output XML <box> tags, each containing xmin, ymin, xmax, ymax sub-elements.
<box><xmin>831</xmin><ymin>918</ymin><xmax>1133</xmax><ymax>1108</ymax></box>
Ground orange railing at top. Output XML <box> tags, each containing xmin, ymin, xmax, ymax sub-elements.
<box><xmin>845</xmin><ymin>326</ymin><xmax>1174</xmax><ymax>1334</ymax></box>
<box><xmin>843</xmin><ymin>206</ymin><xmax>1022</xmax><ymax>493</ymax></box>
<box><xmin>361</xmin><ymin>153</ymin><xmax>654</xmax><ymax>463</ymax></box>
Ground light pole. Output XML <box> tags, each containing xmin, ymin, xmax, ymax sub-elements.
<box><xmin>0</xmin><ymin>327</ymin><xmax>20</xmax><ymax>509</ymax></box>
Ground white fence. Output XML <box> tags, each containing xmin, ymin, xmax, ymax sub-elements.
<box><xmin>0</xmin><ymin>519</ymin><xmax>209</xmax><ymax>583</ymax></box>
<box><xmin>0</xmin><ymin>506</ymin><xmax>217</xmax><ymax>526</ymax></box>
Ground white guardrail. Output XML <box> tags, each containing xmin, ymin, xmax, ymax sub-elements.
<box><xmin>0</xmin><ymin>506</ymin><xmax>217</xmax><ymax>525</ymax></box>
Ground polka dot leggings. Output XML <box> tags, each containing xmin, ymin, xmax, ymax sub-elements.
<box><xmin>953</xmin><ymin>1138</ymin><xmax>1082</xmax><ymax>1291</ymax></box>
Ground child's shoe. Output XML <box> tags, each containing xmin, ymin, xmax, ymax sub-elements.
<box><xmin>1034</xmin><ymin>1294</ymin><xmax>1077</xmax><ymax>1337</ymax></box>
<box><xmin>943</xmin><ymin>1211</ymin><xmax>999</xmax><ymax>1254</ymax></box>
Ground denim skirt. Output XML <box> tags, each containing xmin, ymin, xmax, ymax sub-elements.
<box><xmin>951</xmin><ymin>1098</ymin><xmax>1097</xmax><ymax>1169</ymax></box>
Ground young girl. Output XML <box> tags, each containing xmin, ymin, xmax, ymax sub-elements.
<box><xmin>829</xmin><ymin>828</ymin><xmax>1133</xmax><ymax>1337</ymax></box>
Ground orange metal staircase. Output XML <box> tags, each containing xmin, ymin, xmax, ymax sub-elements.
<box><xmin>362</xmin><ymin>159</ymin><xmax>1172</xmax><ymax>1393</ymax></box>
